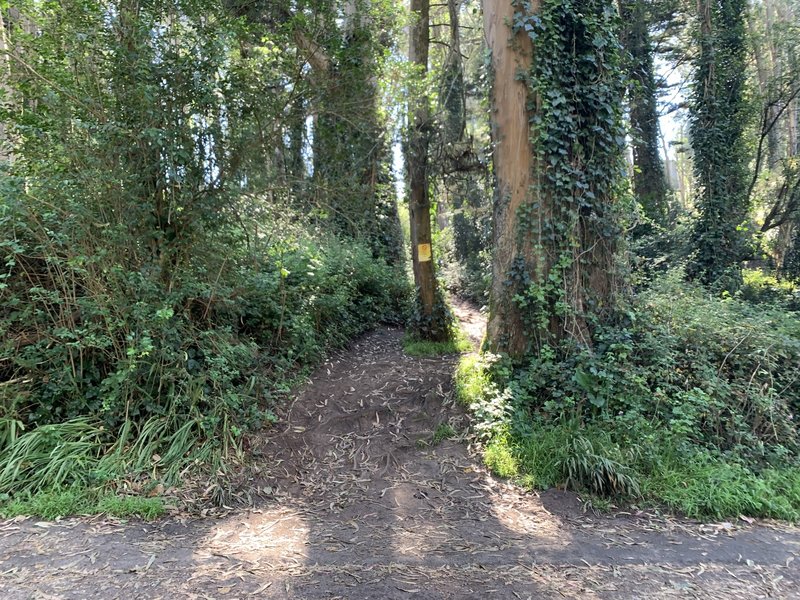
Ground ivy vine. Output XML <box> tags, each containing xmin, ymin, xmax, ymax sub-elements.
<box><xmin>686</xmin><ymin>0</ymin><xmax>751</xmax><ymax>289</ymax></box>
<box><xmin>509</xmin><ymin>0</ymin><xmax>627</xmax><ymax>354</ymax></box>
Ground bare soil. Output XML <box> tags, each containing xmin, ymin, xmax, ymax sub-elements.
<box><xmin>1</xmin><ymin>302</ymin><xmax>799</xmax><ymax>599</ymax></box>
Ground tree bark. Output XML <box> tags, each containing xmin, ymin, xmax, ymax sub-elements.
<box><xmin>0</xmin><ymin>8</ymin><xmax>13</xmax><ymax>164</ymax></box>
<box><xmin>687</xmin><ymin>0</ymin><xmax>750</xmax><ymax>287</ymax></box>
<box><xmin>484</xmin><ymin>0</ymin><xmax>624</xmax><ymax>359</ymax></box>
<box><xmin>407</xmin><ymin>0</ymin><xmax>445</xmax><ymax>340</ymax></box>
<box><xmin>441</xmin><ymin>0</ymin><xmax>465</xmax><ymax>148</ymax></box>
<box><xmin>620</xmin><ymin>0</ymin><xmax>669</xmax><ymax>225</ymax></box>
<box><xmin>483</xmin><ymin>0</ymin><xmax>536</xmax><ymax>357</ymax></box>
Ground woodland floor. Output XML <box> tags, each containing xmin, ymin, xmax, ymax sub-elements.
<box><xmin>1</xmin><ymin>300</ymin><xmax>800</xmax><ymax>599</ymax></box>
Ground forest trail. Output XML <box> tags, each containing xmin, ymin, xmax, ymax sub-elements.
<box><xmin>1</xmin><ymin>303</ymin><xmax>799</xmax><ymax>600</ymax></box>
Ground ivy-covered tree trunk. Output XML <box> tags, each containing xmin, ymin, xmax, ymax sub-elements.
<box><xmin>485</xmin><ymin>0</ymin><xmax>626</xmax><ymax>360</ymax></box>
<box><xmin>687</xmin><ymin>0</ymin><xmax>750</xmax><ymax>288</ymax></box>
<box><xmin>620</xmin><ymin>0</ymin><xmax>669</xmax><ymax>225</ymax></box>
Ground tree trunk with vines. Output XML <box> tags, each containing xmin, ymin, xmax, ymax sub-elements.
<box><xmin>484</xmin><ymin>0</ymin><xmax>625</xmax><ymax>360</ymax></box>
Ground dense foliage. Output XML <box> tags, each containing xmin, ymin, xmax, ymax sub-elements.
<box><xmin>459</xmin><ymin>269</ymin><xmax>800</xmax><ymax>518</ymax></box>
<box><xmin>0</xmin><ymin>0</ymin><xmax>408</xmax><ymax>501</ymax></box>
<box><xmin>620</xmin><ymin>0</ymin><xmax>670</xmax><ymax>227</ymax></box>
<box><xmin>457</xmin><ymin>0</ymin><xmax>800</xmax><ymax>520</ymax></box>
<box><xmin>1</xmin><ymin>0</ymin><xmax>799</xmax><ymax>523</ymax></box>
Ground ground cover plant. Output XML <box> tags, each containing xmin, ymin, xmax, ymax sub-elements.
<box><xmin>458</xmin><ymin>270</ymin><xmax>800</xmax><ymax>520</ymax></box>
<box><xmin>402</xmin><ymin>325</ymin><xmax>471</xmax><ymax>357</ymax></box>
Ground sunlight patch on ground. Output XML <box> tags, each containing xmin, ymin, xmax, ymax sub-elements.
<box><xmin>489</xmin><ymin>496</ymin><xmax>566</xmax><ymax>541</ymax></box>
<box><xmin>196</xmin><ymin>506</ymin><xmax>310</xmax><ymax>564</ymax></box>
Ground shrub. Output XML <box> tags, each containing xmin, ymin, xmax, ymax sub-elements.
<box><xmin>0</xmin><ymin>0</ymin><xmax>411</xmax><ymax>505</ymax></box>
<box><xmin>505</xmin><ymin>271</ymin><xmax>800</xmax><ymax>464</ymax></box>
<box><xmin>464</xmin><ymin>269</ymin><xmax>800</xmax><ymax>519</ymax></box>
<box><xmin>1</xmin><ymin>211</ymin><xmax>409</xmax><ymax>495</ymax></box>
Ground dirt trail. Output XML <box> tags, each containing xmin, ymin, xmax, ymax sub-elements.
<box><xmin>1</xmin><ymin>304</ymin><xmax>799</xmax><ymax>599</ymax></box>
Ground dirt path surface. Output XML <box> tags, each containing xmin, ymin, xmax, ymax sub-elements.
<box><xmin>2</xmin><ymin>306</ymin><xmax>800</xmax><ymax>599</ymax></box>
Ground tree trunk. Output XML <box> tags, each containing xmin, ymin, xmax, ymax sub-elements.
<box><xmin>765</xmin><ymin>0</ymin><xmax>783</xmax><ymax>165</ymax></box>
<box><xmin>0</xmin><ymin>8</ymin><xmax>13</xmax><ymax>164</ymax></box>
<box><xmin>407</xmin><ymin>0</ymin><xmax>446</xmax><ymax>340</ymax></box>
<box><xmin>687</xmin><ymin>0</ymin><xmax>750</xmax><ymax>288</ymax></box>
<box><xmin>483</xmin><ymin>0</ymin><xmax>536</xmax><ymax>357</ymax></box>
<box><xmin>441</xmin><ymin>0</ymin><xmax>465</xmax><ymax>148</ymax></box>
<box><xmin>784</xmin><ymin>2</ymin><xmax>798</xmax><ymax>157</ymax></box>
<box><xmin>304</xmin><ymin>2</ymin><xmax>403</xmax><ymax>263</ymax></box>
<box><xmin>286</xmin><ymin>90</ymin><xmax>306</xmax><ymax>196</ymax></box>
<box><xmin>620</xmin><ymin>0</ymin><xmax>669</xmax><ymax>225</ymax></box>
<box><xmin>484</xmin><ymin>0</ymin><xmax>625</xmax><ymax>359</ymax></box>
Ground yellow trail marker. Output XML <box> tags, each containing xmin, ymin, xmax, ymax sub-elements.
<box><xmin>418</xmin><ymin>243</ymin><xmax>431</xmax><ymax>262</ymax></box>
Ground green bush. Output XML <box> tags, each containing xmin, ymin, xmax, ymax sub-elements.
<box><xmin>505</xmin><ymin>271</ymin><xmax>800</xmax><ymax>464</ymax></box>
<box><xmin>739</xmin><ymin>268</ymin><xmax>800</xmax><ymax>308</ymax></box>
<box><xmin>1</xmin><ymin>210</ymin><xmax>409</xmax><ymax>495</ymax></box>
<box><xmin>463</xmin><ymin>269</ymin><xmax>800</xmax><ymax>519</ymax></box>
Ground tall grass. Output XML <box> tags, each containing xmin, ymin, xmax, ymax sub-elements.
<box><xmin>0</xmin><ymin>418</ymin><xmax>107</xmax><ymax>494</ymax></box>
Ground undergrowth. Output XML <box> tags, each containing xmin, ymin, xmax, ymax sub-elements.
<box><xmin>457</xmin><ymin>270</ymin><xmax>800</xmax><ymax>521</ymax></box>
<box><xmin>1</xmin><ymin>213</ymin><xmax>409</xmax><ymax>506</ymax></box>
<box><xmin>0</xmin><ymin>0</ymin><xmax>411</xmax><ymax>517</ymax></box>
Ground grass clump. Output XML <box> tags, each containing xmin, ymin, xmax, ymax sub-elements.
<box><xmin>462</xmin><ymin>270</ymin><xmax>800</xmax><ymax>521</ymax></box>
<box><xmin>642</xmin><ymin>453</ymin><xmax>800</xmax><ymax>520</ymax></box>
<box><xmin>403</xmin><ymin>329</ymin><xmax>471</xmax><ymax>357</ymax></box>
<box><xmin>0</xmin><ymin>488</ymin><xmax>164</xmax><ymax>520</ymax></box>
<box><xmin>432</xmin><ymin>423</ymin><xmax>456</xmax><ymax>444</ymax></box>
<box><xmin>454</xmin><ymin>354</ymin><xmax>491</xmax><ymax>406</ymax></box>
<box><xmin>484</xmin><ymin>438</ymin><xmax>519</xmax><ymax>478</ymax></box>
<box><xmin>0</xmin><ymin>488</ymin><xmax>92</xmax><ymax>520</ymax></box>
<box><xmin>96</xmin><ymin>494</ymin><xmax>165</xmax><ymax>520</ymax></box>
<box><xmin>473</xmin><ymin>418</ymin><xmax>800</xmax><ymax>521</ymax></box>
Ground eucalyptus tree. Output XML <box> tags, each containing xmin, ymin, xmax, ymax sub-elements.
<box><xmin>434</xmin><ymin>0</ymin><xmax>491</xmax><ymax>302</ymax></box>
<box><xmin>0</xmin><ymin>7</ymin><xmax>9</xmax><ymax>164</ymax></box>
<box><xmin>405</xmin><ymin>0</ymin><xmax>451</xmax><ymax>341</ymax></box>
<box><xmin>311</xmin><ymin>2</ymin><xmax>400</xmax><ymax>257</ymax></box>
<box><xmin>484</xmin><ymin>0</ymin><xmax>627</xmax><ymax>359</ymax></box>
